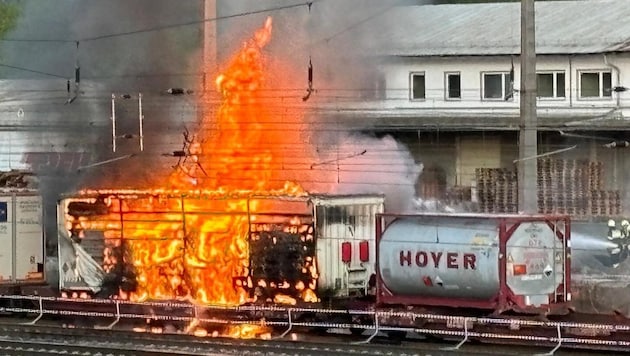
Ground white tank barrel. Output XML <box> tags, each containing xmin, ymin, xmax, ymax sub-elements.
<box><xmin>379</xmin><ymin>217</ymin><xmax>499</xmax><ymax>299</ymax></box>
<box><xmin>378</xmin><ymin>215</ymin><xmax>568</xmax><ymax>308</ymax></box>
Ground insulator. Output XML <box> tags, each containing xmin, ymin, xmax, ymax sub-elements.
<box><xmin>604</xmin><ymin>141</ymin><xmax>630</xmax><ymax>148</ymax></box>
<box><xmin>307</xmin><ymin>60</ymin><xmax>313</xmax><ymax>83</ymax></box>
<box><xmin>167</xmin><ymin>88</ymin><xmax>185</xmax><ymax>95</ymax></box>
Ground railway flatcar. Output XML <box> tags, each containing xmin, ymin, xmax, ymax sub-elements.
<box><xmin>55</xmin><ymin>189</ymin><xmax>385</xmax><ymax>306</ymax></box>
<box><xmin>3</xmin><ymin>186</ymin><xmax>630</xmax><ymax>347</ymax></box>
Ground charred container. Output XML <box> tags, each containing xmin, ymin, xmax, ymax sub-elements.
<box><xmin>376</xmin><ymin>213</ymin><xmax>571</xmax><ymax>314</ymax></box>
<box><xmin>56</xmin><ymin>190</ymin><xmax>384</xmax><ymax>304</ymax></box>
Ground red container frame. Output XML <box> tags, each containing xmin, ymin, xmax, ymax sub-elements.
<box><xmin>375</xmin><ymin>212</ymin><xmax>571</xmax><ymax>314</ymax></box>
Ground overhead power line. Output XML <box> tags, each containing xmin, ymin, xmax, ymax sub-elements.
<box><xmin>1</xmin><ymin>2</ymin><xmax>316</xmax><ymax>44</ymax></box>
<box><xmin>0</xmin><ymin>63</ymin><xmax>66</xmax><ymax>78</ymax></box>
<box><xmin>0</xmin><ymin>38</ymin><xmax>73</xmax><ymax>43</ymax></box>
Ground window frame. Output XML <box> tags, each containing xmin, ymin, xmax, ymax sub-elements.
<box><xmin>578</xmin><ymin>69</ymin><xmax>613</xmax><ymax>100</ymax></box>
<box><xmin>536</xmin><ymin>70</ymin><xmax>566</xmax><ymax>100</ymax></box>
<box><xmin>444</xmin><ymin>71</ymin><xmax>462</xmax><ymax>100</ymax></box>
<box><xmin>409</xmin><ymin>71</ymin><xmax>426</xmax><ymax>101</ymax></box>
<box><xmin>480</xmin><ymin>71</ymin><xmax>512</xmax><ymax>101</ymax></box>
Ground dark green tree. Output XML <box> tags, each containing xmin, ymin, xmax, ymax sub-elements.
<box><xmin>0</xmin><ymin>3</ymin><xmax>18</xmax><ymax>39</ymax></box>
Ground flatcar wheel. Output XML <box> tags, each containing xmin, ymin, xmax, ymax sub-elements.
<box><xmin>387</xmin><ymin>331</ymin><xmax>406</xmax><ymax>342</ymax></box>
<box><xmin>423</xmin><ymin>333</ymin><xmax>444</xmax><ymax>342</ymax></box>
<box><xmin>350</xmin><ymin>327</ymin><xmax>364</xmax><ymax>336</ymax></box>
<box><xmin>310</xmin><ymin>327</ymin><xmax>329</xmax><ymax>336</ymax></box>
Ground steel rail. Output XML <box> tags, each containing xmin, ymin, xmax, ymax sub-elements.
<box><xmin>2</xmin><ymin>294</ymin><xmax>630</xmax><ymax>353</ymax></box>
<box><xmin>0</xmin><ymin>321</ymin><xmax>609</xmax><ymax>356</ymax></box>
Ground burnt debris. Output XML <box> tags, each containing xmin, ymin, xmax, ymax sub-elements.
<box><xmin>248</xmin><ymin>223</ymin><xmax>316</xmax><ymax>301</ymax></box>
<box><xmin>67</xmin><ymin>199</ymin><xmax>109</xmax><ymax>218</ymax></box>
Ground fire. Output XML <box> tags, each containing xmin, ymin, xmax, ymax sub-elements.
<box><xmin>62</xmin><ymin>17</ymin><xmax>320</xmax><ymax>340</ymax></box>
<box><xmin>112</xmin><ymin>17</ymin><xmax>314</xmax><ymax>310</ymax></box>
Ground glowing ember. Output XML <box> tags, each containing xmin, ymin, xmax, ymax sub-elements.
<box><xmin>193</xmin><ymin>328</ymin><xmax>208</xmax><ymax>338</ymax></box>
<box><xmin>274</xmin><ymin>294</ymin><xmax>297</xmax><ymax>305</ymax></box>
<box><xmin>226</xmin><ymin>324</ymin><xmax>268</xmax><ymax>339</ymax></box>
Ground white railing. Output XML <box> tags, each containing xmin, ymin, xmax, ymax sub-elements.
<box><xmin>1</xmin><ymin>294</ymin><xmax>630</xmax><ymax>354</ymax></box>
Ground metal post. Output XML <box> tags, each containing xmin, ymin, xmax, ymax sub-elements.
<box><xmin>355</xmin><ymin>311</ymin><xmax>380</xmax><ymax>344</ymax></box>
<box><xmin>202</xmin><ymin>0</ymin><xmax>218</xmax><ymax>88</ymax></box>
<box><xmin>276</xmin><ymin>309</ymin><xmax>294</xmax><ymax>339</ymax></box>
<box><xmin>24</xmin><ymin>297</ymin><xmax>44</xmax><ymax>325</ymax></box>
<box><xmin>517</xmin><ymin>0</ymin><xmax>538</xmax><ymax>213</ymax></box>
<box><xmin>534</xmin><ymin>324</ymin><xmax>563</xmax><ymax>356</ymax></box>
<box><xmin>105</xmin><ymin>301</ymin><xmax>121</xmax><ymax>329</ymax></box>
<box><xmin>443</xmin><ymin>317</ymin><xmax>469</xmax><ymax>351</ymax></box>
<box><xmin>111</xmin><ymin>94</ymin><xmax>117</xmax><ymax>153</ymax></box>
<box><xmin>138</xmin><ymin>93</ymin><xmax>144</xmax><ymax>152</ymax></box>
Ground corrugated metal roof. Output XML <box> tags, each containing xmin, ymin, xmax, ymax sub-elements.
<box><xmin>350</xmin><ymin>0</ymin><xmax>630</xmax><ymax>56</ymax></box>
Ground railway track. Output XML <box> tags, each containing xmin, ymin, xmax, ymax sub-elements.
<box><xmin>3</xmin><ymin>295</ymin><xmax>630</xmax><ymax>354</ymax></box>
<box><xmin>0</xmin><ymin>319</ymin><xmax>620</xmax><ymax>356</ymax></box>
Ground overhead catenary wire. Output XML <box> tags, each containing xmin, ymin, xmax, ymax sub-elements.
<box><xmin>0</xmin><ymin>2</ymin><xmax>317</xmax><ymax>44</ymax></box>
<box><xmin>0</xmin><ymin>63</ymin><xmax>67</xmax><ymax>79</ymax></box>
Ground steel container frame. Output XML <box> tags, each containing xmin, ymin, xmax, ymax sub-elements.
<box><xmin>375</xmin><ymin>212</ymin><xmax>571</xmax><ymax>314</ymax></box>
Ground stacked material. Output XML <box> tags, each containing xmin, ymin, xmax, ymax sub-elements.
<box><xmin>537</xmin><ymin>159</ymin><xmax>592</xmax><ymax>217</ymax></box>
<box><xmin>0</xmin><ymin>170</ymin><xmax>38</xmax><ymax>188</ymax></box>
<box><xmin>475</xmin><ymin>168</ymin><xmax>518</xmax><ymax>213</ymax></box>
<box><xmin>476</xmin><ymin>159</ymin><xmax>621</xmax><ymax>217</ymax></box>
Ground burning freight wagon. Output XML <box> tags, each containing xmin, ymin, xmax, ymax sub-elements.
<box><xmin>57</xmin><ymin>189</ymin><xmax>384</xmax><ymax>305</ymax></box>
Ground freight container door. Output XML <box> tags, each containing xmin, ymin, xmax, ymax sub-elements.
<box><xmin>14</xmin><ymin>195</ymin><xmax>44</xmax><ymax>281</ymax></box>
<box><xmin>0</xmin><ymin>196</ymin><xmax>13</xmax><ymax>282</ymax></box>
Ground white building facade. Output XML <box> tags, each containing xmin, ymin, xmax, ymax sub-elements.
<box><xmin>314</xmin><ymin>0</ymin><xmax>630</xmax><ymax>218</ymax></box>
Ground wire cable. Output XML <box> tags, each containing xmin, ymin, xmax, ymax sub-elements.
<box><xmin>0</xmin><ymin>2</ymin><xmax>317</xmax><ymax>44</ymax></box>
<box><xmin>0</xmin><ymin>63</ymin><xmax>67</xmax><ymax>79</ymax></box>
<box><xmin>80</xmin><ymin>2</ymin><xmax>316</xmax><ymax>42</ymax></box>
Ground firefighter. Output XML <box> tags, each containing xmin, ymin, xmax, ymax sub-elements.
<box><xmin>608</xmin><ymin>219</ymin><xmax>621</xmax><ymax>240</ymax></box>
<box><xmin>621</xmin><ymin>219</ymin><xmax>630</xmax><ymax>238</ymax></box>
<box><xmin>607</xmin><ymin>219</ymin><xmax>629</xmax><ymax>268</ymax></box>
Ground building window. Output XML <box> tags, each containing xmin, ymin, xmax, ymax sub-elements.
<box><xmin>410</xmin><ymin>72</ymin><xmax>425</xmax><ymax>100</ymax></box>
<box><xmin>579</xmin><ymin>70</ymin><xmax>612</xmax><ymax>98</ymax></box>
<box><xmin>445</xmin><ymin>72</ymin><xmax>461</xmax><ymax>99</ymax></box>
<box><xmin>482</xmin><ymin>72</ymin><xmax>511</xmax><ymax>100</ymax></box>
<box><xmin>537</xmin><ymin>71</ymin><xmax>565</xmax><ymax>99</ymax></box>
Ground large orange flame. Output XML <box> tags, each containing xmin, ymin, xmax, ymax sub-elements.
<box><xmin>62</xmin><ymin>17</ymin><xmax>316</xmax><ymax>339</ymax></box>
<box><xmin>113</xmin><ymin>17</ymin><xmax>311</xmax><ymax>308</ymax></box>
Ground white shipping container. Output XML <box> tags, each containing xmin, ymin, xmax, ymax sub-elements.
<box><xmin>0</xmin><ymin>191</ymin><xmax>45</xmax><ymax>284</ymax></box>
<box><xmin>311</xmin><ymin>195</ymin><xmax>385</xmax><ymax>298</ymax></box>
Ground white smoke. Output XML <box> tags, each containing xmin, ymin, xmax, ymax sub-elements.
<box><xmin>304</xmin><ymin>133</ymin><xmax>422</xmax><ymax>212</ymax></box>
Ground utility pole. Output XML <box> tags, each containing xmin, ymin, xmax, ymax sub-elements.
<box><xmin>198</xmin><ymin>0</ymin><xmax>217</xmax><ymax>126</ymax></box>
<box><xmin>201</xmin><ymin>0</ymin><xmax>218</xmax><ymax>93</ymax></box>
<box><xmin>518</xmin><ymin>0</ymin><xmax>538</xmax><ymax>213</ymax></box>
